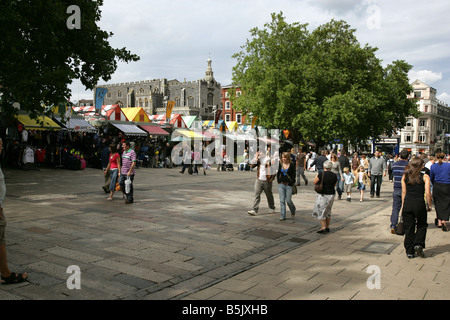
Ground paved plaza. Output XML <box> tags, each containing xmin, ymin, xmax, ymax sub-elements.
<box><xmin>0</xmin><ymin>164</ymin><xmax>449</xmax><ymax>300</ymax></box>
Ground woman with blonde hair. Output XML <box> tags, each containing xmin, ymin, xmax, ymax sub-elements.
<box><xmin>401</xmin><ymin>157</ymin><xmax>432</xmax><ymax>258</ymax></box>
<box><xmin>276</xmin><ymin>152</ymin><xmax>296</xmax><ymax>221</ymax></box>
<box><xmin>430</xmin><ymin>152</ymin><xmax>450</xmax><ymax>231</ymax></box>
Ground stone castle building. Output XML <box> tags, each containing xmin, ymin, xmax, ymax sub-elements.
<box><xmin>95</xmin><ymin>58</ymin><xmax>221</xmax><ymax>120</ymax></box>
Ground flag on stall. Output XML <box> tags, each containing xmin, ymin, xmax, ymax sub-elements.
<box><xmin>166</xmin><ymin>101</ymin><xmax>175</xmax><ymax>119</ymax></box>
<box><xmin>94</xmin><ymin>88</ymin><xmax>108</xmax><ymax>112</ymax></box>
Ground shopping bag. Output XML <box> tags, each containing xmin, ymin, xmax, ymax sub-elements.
<box><xmin>125</xmin><ymin>177</ymin><xmax>131</xmax><ymax>194</ymax></box>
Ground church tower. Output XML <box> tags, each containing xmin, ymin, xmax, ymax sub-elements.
<box><xmin>205</xmin><ymin>57</ymin><xmax>214</xmax><ymax>82</ymax></box>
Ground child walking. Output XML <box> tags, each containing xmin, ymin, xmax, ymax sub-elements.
<box><xmin>357</xmin><ymin>165</ymin><xmax>370</xmax><ymax>202</ymax></box>
<box><xmin>342</xmin><ymin>167</ymin><xmax>356</xmax><ymax>202</ymax></box>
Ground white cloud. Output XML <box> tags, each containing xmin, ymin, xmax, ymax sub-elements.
<box><xmin>408</xmin><ymin>70</ymin><xmax>442</xmax><ymax>85</ymax></box>
<box><xmin>437</xmin><ymin>92</ymin><xmax>450</xmax><ymax>105</ymax></box>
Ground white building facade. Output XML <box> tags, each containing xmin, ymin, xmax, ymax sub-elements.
<box><xmin>399</xmin><ymin>79</ymin><xmax>450</xmax><ymax>155</ymax></box>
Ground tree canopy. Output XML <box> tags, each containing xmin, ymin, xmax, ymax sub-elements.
<box><xmin>231</xmin><ymin>12</ymin><xmax>419</xmax><ymax>149</ymax></box>
<box><xmin>0</xmin><ymin>0</ymin><xmax>139</xmax><ymax>121</ymax></box>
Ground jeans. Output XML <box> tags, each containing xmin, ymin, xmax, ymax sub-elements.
<box><xmin>252</xmin><ymin>179</ymin><xmax>275</xmax><ymax>213</ymax></box>
<box><xmin>278</xmin><ymin>184</ymin><xmax>296</xmax><ymax>219</ymax></box>
<box><xmin>335</xmin><ymin>173</ymin><xmax>343</xmax><ymax>197</ymax></box>
<box><xmin>296</xmin><ymin>166</ymin><xmax>308</xmax><ymax>185</ymax></box>
<box><xmin>370</xmin><ymin>174</ymin><xmax>383</xmax><ymax>196</ymax></box>
<box><xmin>390</xmin><ymin>189</ymin><xmax>402</xmax><ymax>229</ymax></box>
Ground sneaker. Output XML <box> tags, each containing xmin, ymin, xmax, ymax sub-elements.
<box><xmin>414</xmin><ymin>245</ymin><xmax>425</xmax><ymax>258</ymax></box>
<box><xmin>391</xmin><ymin>228</ymin><xmax>395</xmax><ymax>234</ymax></box>
<box><xmin>270</xmin><ymin>208</ymin><xmax>276</xmax><ymax>213</ymax></box>
<box><xmin>247</xmin><ymin>210</ymin><xmax>257</xmax><ymax>216</ymax></box>
<box><xmin>279</xmin><ymin>217</ymin><xmax>286</xmax><ymax>221</ymax></box>
<box><xmin>407</xmin><ymin>254</ymin><xmax>414</xmax><ymax>259</ymax></box>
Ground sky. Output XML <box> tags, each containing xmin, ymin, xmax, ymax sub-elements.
<box><xmin>69</xmin><ymin>0</ymin><xmax>450</xmax><ymax>105</ymax></box>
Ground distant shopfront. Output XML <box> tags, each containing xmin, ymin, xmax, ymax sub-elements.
<box><xmin>372</xmin><ymin>138</ymin><xmax>399</xmax><ymax>155</ymax></box>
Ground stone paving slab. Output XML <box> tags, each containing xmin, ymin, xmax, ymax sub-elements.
<box><xmin>0</xmin><ymin>165</ymin><xmax>448</xmax><ymax>301</ymax></box>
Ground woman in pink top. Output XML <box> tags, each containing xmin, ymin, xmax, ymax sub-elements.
<box><xmin>104</xmin><ymin>144</ymin><xmax>121</xmax><ymax>200</ymax></box>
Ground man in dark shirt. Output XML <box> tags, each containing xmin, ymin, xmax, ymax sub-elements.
<box><xmin>310</xmin><ymin>150</ymin><xmax>328</xmax><ymax>172</ymax></box>
<box><xmin>390</xmin><ymin>149</ymin><xmax>409</xmax><ymax>233</ymax></box>
<box><xmin>338</xmin><ymin>151</ymin><xmax>350</xmax><ymax>192</ymax></box>
<box><xmin>295</xmin><ymin>149</ymin><xmax>308</xmax><ymax>186</ymax></box>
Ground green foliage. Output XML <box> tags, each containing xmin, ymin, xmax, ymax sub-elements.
<box><xmin>0</xmin><ymin>0</ymin><xmax>139</xmax><ymax>121</ymax></box>
<box><xmin>231</xmin><ymin>12</ymin><xmax>417</xmax><ymax>148</ymax></box>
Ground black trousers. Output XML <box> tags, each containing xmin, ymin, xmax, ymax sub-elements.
<box><xmin>370</xmin><ymin>174</ymin><xmax>383</xmax><ymax>196</ymax></box>
<box><xmin>119</xmin><ymin>174</ymin><xmax>135</xmax><ymax>203</ymax></box>
<box><xmin>403</xmin><ymin>203</ymin><xmax>428</xmax><ymax>255</ymax></box>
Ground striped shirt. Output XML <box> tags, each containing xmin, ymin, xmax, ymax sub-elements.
<box><xmin>121</xmin><ymin>148</ymin><xmax>136</xmax><ymax>175</ymax></box>
<box><xmin>392</xmin><ymin>160</ymin><xmax>408</xmax><ymax>189</ymax></box>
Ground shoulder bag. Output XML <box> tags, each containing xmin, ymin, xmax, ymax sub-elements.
<box><xmin>314</xmin><ymin>172</ymin><xmax>324</xmax><ymax>193</ymax></box>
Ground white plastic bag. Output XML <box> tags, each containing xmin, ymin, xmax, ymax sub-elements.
<box><xmin>125</xmin><ymin>177</ymin><xmax>131</xmax><ymax>194</ymax></box>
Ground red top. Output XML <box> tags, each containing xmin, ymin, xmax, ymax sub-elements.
<box><xmin>109</xmin><ymin>153</ymin><xmax>120</xmax><ymax>169</ymax></box>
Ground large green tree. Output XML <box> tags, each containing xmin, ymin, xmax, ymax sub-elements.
<box><xmin>0</xmin><ymin>0</ymin><xmax>139</xmax><ymax>121</ymax></box>
<box><xmin>231</xmin><ymin>12</ymin><xmax>419</xmax><ymax>149</ymax></box>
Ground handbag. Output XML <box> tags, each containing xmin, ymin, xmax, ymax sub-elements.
<box><xmin>115</xmin><ymin>182</ymin><xmax>121</xmax><ymax>192</ymax></box>
<box><xmin>395</xmin><ymin>214</ymin><xmax>405</xmax><ymax>236</ymax></box>
<box><xmin>314</xmin><ymin>172</ymin><xmax>324</xmax><ymax>193</ymax></box>
<box><xmin>292</xmin><ymin>184</ymin><xmax>298</xmax><ymax>195</ymax></box>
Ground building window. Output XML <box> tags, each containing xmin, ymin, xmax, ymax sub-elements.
<box><xmin>175</xmin><ymin>98</ymin><xmax>180</xmax><ymax>107</ymax></box>
<box><xmin>225</xmin><ymin>91</ymin><xmax>229</xmax><ymax>98</ymax></box>
<box><xmin>418</xmin><ymin>134</ymin><xmax>426</xmax><ymax>143</ymax></box>
<box><xmin>225</xmin><ymin>114</ymin><xmax>231</xmax><ymax>121</ymax></box>
<box><xmin>236</xmin><ymin>114</ymin><xmax>242</xmax><ymax>124</ymax></box>
<box><xmin>419</xmin><ymin>119</ymin><xmax>427</xmax><ymax>127</ymax></box>
<box><xmin>236</xmin><ymin>91</ymin><xmax>241</xmax><ymax>97</ymax></box>
<box><xmin>207</xmin><ymin>93</ymin><xmax>214</xmax><ymax>106</ymax></box>
<box><xmin>188</xmin><ymin>96</ymin><xmax>195</xmax><ymax>108</ymax></box>
<box><xmin>118</xmin><ymin>91</ymin><xmax>122</xmax><ymax>98</ymax></box>
<box><xmin>225</xmin><ymin>101</ymin><xmax>230</xmax><ymax>110</ymax></box>
<box><xmin>107</xmin><ymin>92</ymin><xmax>112</xmax><ymax>98</ymax></box>
<box><xmin>414</xmin><ymin>91</ymin><xmax>421</xmax><ymax>98</ymax></box>
<box><xmin>404</xmin><ymin>134</ymin><xmax>411</xmax><ymax>142</ymax></box>
<box><xmin>139</xmin><ymin>98</ymin><xmax>143</xmax><ymax>108</ymax></box>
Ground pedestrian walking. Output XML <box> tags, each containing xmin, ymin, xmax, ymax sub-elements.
<box><xmin>390</xmin><ymin>149</ymin><xmax>409</xmax><ymax>233</ymax></box>
<box><xmin>0</xmin><ymin>137</ymin><xmax>29</xmax><ymax>284</ymax></box>
<box><xmin>247</xmin><ymin>151</ymin><xmax>276</xmax><ymax>216</ymax></box>
<box><xmin>368</xmin><ymin>150</ymin><xmax>387</xmax><ymax>198</ymax></box>
<box><xmin>119</xmin><ymin>140</ymin><xmax>137</xmax><ymax>204</ymax></box>
<box><xmin>312</xmin><ymin>160</ymin><xmax>337</xmax><ymax>234</ymax></box>
<box><xmin>356</xmin><ymin>165</ymin><xmax>370</xmax><ymax>202</ymax></box>
<box><xmin>360</xmin><ymin>154</ymin><xmax>369</xmax><ymax>173</ymax></box>
<box><xmin>104</xmin><ymin>144</ymin><xmax>121</xmax><ymax>201</ymax></box>
<box><xmin>179</xmin><ymin>147</ymin><xmax>192</xmax><ymax>174</ymax></box>
<box><xmin>430</xmin><ymin>152</ymin><xmax>450</xmax><ymax>231</ymax></box>
<box><xmin>401</xmin><ymin>157</ymin><xmax>432</xmax><ymax>258</ymax></box>
<box><xmin>330</xmin><ymin>154</ymin><xmax>344</xmax><ymax>200</ymax></box>
<box><xmin>387</xmin><ymin>154</ymin><xmax>395</xmax><ymax>182</ymax></box>
<box><xmin>295</xmin><ymin>149</ymin><xmax>308</xmax><ymax>186</ymax></box>
<box><xmin>101</xmin><ymin>143</ymin><xmax>111</xmax><ymax>193</ymax></box>
<box><xmin>309</xmin><ymin>150</ymin><xmax>328</xmax><ymax>173</ymax></box>
<box><xmin>351</xmin><ymin>153</ymin><xmax>360</xmax><ymax>174</ymax></box>
<box><xmin>277</xmin><ymin>152</ymin><xmax>296</xmax><ymax>221</ymax></box>
<box><xmin>342</xmin><ymin>167</ymin><xmax>356</xmax><ymax>202</ymax></box>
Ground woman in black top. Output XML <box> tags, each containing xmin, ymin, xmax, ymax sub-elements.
<box><xmin>277</xmin><ymin>152</ymin><xmax>296</xmax><ymax>221</ymax></box>
<box><xmin>401</xmin><ymin>157</ymin><xmax>432</xmax><ymax>259</ymax></box>
<box><xmin>312</xmin><ymin>160</ymin><xmax>337</xmax><ymax>233</ymax></box>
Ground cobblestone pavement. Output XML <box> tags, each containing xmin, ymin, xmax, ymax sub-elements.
<box><xmin>0</xmin><ymin>165</ymin><xmax>448</xmax><ymax>301</ymax></box>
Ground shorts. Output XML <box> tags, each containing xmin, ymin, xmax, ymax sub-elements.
<box><xmin>357</xmin><ymin>182</ymin><xmax>366</xmax><ymax>190</ymax></box>
<box><xmin>344</xmin><ymin>183</ymin><xmax>353</xmax><ymax>193</ymax></box>
<box><xmin>0</xmin><ymin>210</ymin><xmax>6</xmax><ymax>246</ymax></box>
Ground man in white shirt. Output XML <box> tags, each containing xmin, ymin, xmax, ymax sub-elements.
<box><xmin>248</xmin><ymin>151</ymin><xmax>276</xmax><ymax>216</ymax></box>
